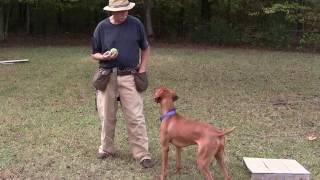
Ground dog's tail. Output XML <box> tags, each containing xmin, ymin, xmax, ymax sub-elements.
<box><xmin>219</xmin><ymin>127</ymin><xmax>236</xmax><ymax>136</ymax></box>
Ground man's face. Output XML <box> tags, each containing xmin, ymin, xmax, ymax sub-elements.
<box><xmin>112</xmin><ymin>10</ymin><xmax>128</xmax><ymax>24</ymax></box>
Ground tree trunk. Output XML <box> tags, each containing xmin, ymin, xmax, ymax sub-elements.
<box><xmin>177</xmin><ymin>7</ymin><xmax>184</xmax><ymax>37</ymax></box>
<box><xmin>296</xmin><ymin>0</ymin><xmax>304</xmax><ymax>43</ymax></box>
<box><xmin>0</xmin><ymin>6</ymin><xmax>4</xmax><ymax>41</ymax></box>
<box><xmin>4</xmin><ymin>4</ymin><xmax>10</xmax><ymax>40</ymax></box>
<box><xmin>26</xmin><ymin>3</ymin><xmax>31</xmax><ymax>34</ymax></box>
<box><xmin>201</xmin><ymin>0</ymin><xmax>210</xmax><ymax>21</ymax></box>
<box><xmin>144</xmin><ymin>0</ymin><xmax>154</xmax><ymax>39</ymax></box>
<box><xmin>227</xmin><ymin>0</ymin><xmax>231</xmax><ymax>25</ymax></box>
<box><xmin>57</xmin><ymin>2</ymin><xmax>62</xmax><ymax>33</ymax></box>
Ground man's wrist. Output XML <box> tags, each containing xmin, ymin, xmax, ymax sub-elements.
<box><xmin>138</xmin><ymin>67</ymin><xmax>146</xmax><ymax>73</ymax></box>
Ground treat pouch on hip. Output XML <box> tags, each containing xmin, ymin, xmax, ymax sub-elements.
<box><xmin>133</xmin><ymin>71</ymin><xmax>148</xmax><ymax>92</ymax></box>
<box><xmin>92</xmin><ymin>68</ymin><xmax>112</xmax><ymax>91</ymax></box>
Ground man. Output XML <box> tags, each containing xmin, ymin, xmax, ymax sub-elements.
<box><xmin>91</xmin><ymin>0</ymin><xmax>153</xmax><ymax>168</ymax></box>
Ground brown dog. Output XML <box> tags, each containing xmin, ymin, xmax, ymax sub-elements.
<box><xmin>154</xmin><ymin>87</ymin><xmax>235</xmax><ymax>180</ymax></box>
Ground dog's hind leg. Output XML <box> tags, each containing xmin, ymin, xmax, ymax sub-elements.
<box><xmin>197</xmin><ymin>145</ymin><xmax>214</xmax><ymax>180</ymax></box>
<box><xmin>215</xmin><ymin>142</ymin><xmax>231</xmax><ymax>180</ymax></box>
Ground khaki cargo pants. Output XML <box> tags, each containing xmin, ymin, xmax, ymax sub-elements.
<box><xmin>96</xmin><ymin>70</ymin><xmax>151</xmax><ymax>162</ymax></box>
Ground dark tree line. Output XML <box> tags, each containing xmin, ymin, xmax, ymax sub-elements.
<box><xmin>0</xmin><ymin>0</ymin><xmax>319</xmax><ymax>50</ymax></box>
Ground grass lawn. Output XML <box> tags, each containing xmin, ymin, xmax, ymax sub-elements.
<box><xmin>0</xmin><ymin>46</ymin><xmax>319</xmax><ymax>179</ymax></box>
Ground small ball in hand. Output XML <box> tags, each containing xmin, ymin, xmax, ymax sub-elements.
<box><xmin>110</xmin><ymin>48</ymin><xmax>118</xmax><ymax>54</ymax></box>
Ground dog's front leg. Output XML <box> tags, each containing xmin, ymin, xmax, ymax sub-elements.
<box><xmin>160</xmin><ymin>143</ymin><xmax>169</xmax><ymax>180</ymax></box>
<box><xmin>175</xmin><ymin>146</ymin><xmax>182</xmax><ymax>174</ymax></box>
<box><xmin>160</xmin><ymin>131</ymin><xmax>170</xmax><ymax>180</ymax></box>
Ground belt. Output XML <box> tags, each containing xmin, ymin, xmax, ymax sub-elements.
<box><xmin>117</xmin><ymin>70</ymin><xmax>134</xmax><ymax>76</ymax></box>
<box><xmin>110</xmin><ymin>67</ymin><xmax>137</xmax><ymax>76</ymax></box>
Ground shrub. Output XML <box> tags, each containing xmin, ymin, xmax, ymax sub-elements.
<box><xmin>299</xmin><ymin>32</ymin><xmax>320</xmax><ymax>51</ymax></box>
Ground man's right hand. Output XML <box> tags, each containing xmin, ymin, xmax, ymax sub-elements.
<box><xmin>102</xmin><ymin>50</ymin><xmax>118</xmax><ymax>60</ymax></box>
<box><xmin>91</xmin><ymin>51</ymin><xmax>118</xmax><ymax>61</ymax></box>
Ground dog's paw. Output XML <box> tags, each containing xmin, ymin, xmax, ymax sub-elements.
<box><xmin>160</xmin><ymin>175</ymin><xmax>167</xmax><ymax>180</ymax></box>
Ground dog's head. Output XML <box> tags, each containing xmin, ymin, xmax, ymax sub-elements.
<box><xmin>154</xmin><ymin>86</ymin><xmax>179</xmax><ymax>103</ymax></box>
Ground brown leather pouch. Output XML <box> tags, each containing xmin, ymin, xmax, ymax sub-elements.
<box><xmin>92</xmin><ymin>68</ymin><xmax>112</xmax><ymax>91</ymax></box>
<box><xmin>133</xmin><ymin>71</ymin><xmax>148</xmax><ymax>92</ymax></box>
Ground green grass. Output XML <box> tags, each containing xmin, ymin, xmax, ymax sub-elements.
<box><xmin>0</xmin><ymin>46</ymin><xmax>319</xmax><ymax>179</ymax></box>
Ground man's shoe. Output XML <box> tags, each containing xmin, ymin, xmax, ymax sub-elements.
<box><xmin>140</xmin><ymin>159</ymin><xmax>154</xmax><ymax>168</ymax></box>
<box><xmin>96</xmin><ymin>152</ymin><xmax>111</xmax><ymax>159</ymax></box>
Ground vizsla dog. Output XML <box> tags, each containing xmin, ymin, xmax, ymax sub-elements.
<box><xmin>154</xmin><ymin>87</ymin><xmax>235</xmax><ymax>180</ymax></box>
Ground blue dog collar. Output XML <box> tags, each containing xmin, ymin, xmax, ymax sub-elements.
<box><xmin>160</xmin><ymin>108</ymin><xmax>176</xmax><ymax>121</ymax></box>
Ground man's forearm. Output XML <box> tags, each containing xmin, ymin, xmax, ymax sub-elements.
<box><xmin>139</xmin><ymin>47</ymin><xmax>150</xmax><ymax>73</ymax></box>
<box><xmin>91</xmin><ymin>53</ymin><xmax>104</xmax><ymax>61</ymax></box>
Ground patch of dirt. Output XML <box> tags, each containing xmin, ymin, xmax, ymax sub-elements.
<box><xmin>271</xmin><ymin>94</ymin><xmax>320</xmax><ymax>110</ymax></box>
<box><xmin>0</xmin><ymin>169</ymin><xmax>20</xmax><ymax>179</ymax></box>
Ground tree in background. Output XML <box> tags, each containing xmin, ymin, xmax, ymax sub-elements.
<box><xmin>143</xmin><ymin>0</ymin><xmax>153</xmax><ymax>39</ymax></box>
<box><xmin>0</xmin><ymin>0</ymin><xmax>12</xmax><ymax>41</ymax></box>
<box><xmin>0</xmin><ymin>0</ymin><xmax>319</xmax><ymax>50</ymax></box>
<box><xmin>0</xmin><ymin>3</ymin><xmax>4</xmax><ymax>41</ymax></box>
<box><xmin>249</xmin><ymin>0</ymin><xmax>320</xmax><ymax>49</ymax></box>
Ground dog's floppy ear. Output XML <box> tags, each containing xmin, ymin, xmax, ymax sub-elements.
<box><xmin>154</xmin><ymin>87</ymin><xmax>164</xmax><ymax>103</ymax></box>
<box><xmin>169</xmin><ymin>89</ymin><xmax>179</xmax><ymax>101</ymax></box>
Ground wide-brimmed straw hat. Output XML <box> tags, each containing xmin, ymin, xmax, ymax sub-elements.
<box><xmin>103</xmin><ymin>0</ymin><xmax>135</xmax><ymax>12</ymax></box>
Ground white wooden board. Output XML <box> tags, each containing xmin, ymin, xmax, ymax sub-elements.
<box><xmin>243</xmin><ymin>157</ymin><xmax>310</xmax><ymax>180</ymax></box>
<box><xmin>0</xmin><ymin>59</ymin><xmax>29</xmax><ymax>64</ymax></box>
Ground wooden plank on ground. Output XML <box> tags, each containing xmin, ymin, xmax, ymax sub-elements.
<box><xmin>243</xmin><ymin>157</ymin><xmax>272</xmax><ymax>173</ymax></box>
<box><xmin>243</xmin><ymin>157</ymin><xmax>310</xmax><ymax>180</ymax></box>
<box><xmin>0</xmin><ymin>59</ymin><xmax>29</xmax><ymax>64</ymax></box>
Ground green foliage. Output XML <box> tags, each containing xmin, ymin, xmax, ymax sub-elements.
<box><xmin>300</xmin><ymin>32</ymin><xmax>320</xmax><ymax>51</ymax></box>
<box><xmin>262</xmin><ymin>2</ymin><xmax>310</xmax><ymax>23</ymax></box>
<box><xmin>0</xmin><ymin>0</ymin><xmax>13</xmax><ymax>5</ymax></box>
<box><xmin>190</xmin><ymin>18</ymin><xmax>242</xmax><ymax>45</ymax></box>
<box><xmin>247</xmin><ymin>0</ymin><xmax>320</xmax><ymax>49</ymax></box>
<box><xmin>1</xmin><ymin>0</ymin><xmax>320</xmax><ymax>50</ymax></box>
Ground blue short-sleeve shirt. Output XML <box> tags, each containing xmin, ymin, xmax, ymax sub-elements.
<box><xmin>92</xmin><ymin>15</ymin><xmax>149</xmax><ymax>69</ymax></box>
